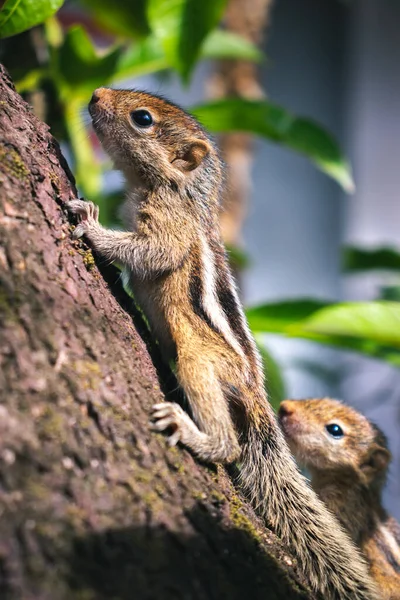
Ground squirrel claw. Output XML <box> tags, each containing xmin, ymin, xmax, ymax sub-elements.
<box><xmin>66</xmin><ymin>200</ymin><xmax>99</xmax><ymax>222</ymax></box>
<box><xmin>167</xmin><ymin>430</ymin><xmax>180</xmax><ymax>447</ymax></box>
<box><xmin>67</xmin><ymin>200</ymin><xmax>100</xmax><ymax>239</ymax></box>
<box><xmin>151</xmin><ymin>402</ymin><xmax>193</xmax><ymax>446</ymax></box>
<box><xmin>72</xmin><ymin>224</ymin><xmax>86</xmax><ymax>239</ymax></box>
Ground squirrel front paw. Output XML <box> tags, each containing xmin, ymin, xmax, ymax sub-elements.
<box><xmin>151</xmin><ymin>402</ymin><xmax>198</xmax><ymax>447</ymax></box>
<box><xmin>67</xmin><ymin>200</ymin><xmax>99</xmax><ymax>239</ymax></box>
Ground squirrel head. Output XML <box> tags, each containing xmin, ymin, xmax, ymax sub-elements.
<box><xmin>89</xmin><ymin>87</ymin><xmax>222</xmax><ymax>198</ymax></box>
<box><xmin>278</xmin><ymin>397</ymin><xmax>391</xmax><ymax>489</ymax></box>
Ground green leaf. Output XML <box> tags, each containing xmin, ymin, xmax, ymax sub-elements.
<box><xmin>256</xmin><ymin>341</ymin><xmax>286</xmax><ymax>411</ymax></box>
<box><xmin>57</xmin><ymin>26</ymin><xmax>122</xmax><ymax>96</ymax></box>
<box><xmin>380</xmin><ymin>285</ymin><xmax>400</xmax><ymax>302</ymax></box>
<box><xmin>191</xmin><ymin>99</ymin><xmax>354</xmax><ymax>192</ymax></box>
<box><xmin>343</xmin><ymin>246</ymin><xmax>400</xmax><ymax>273</ymax></box>
<box><xmin>247</xmin><ymin>299</ymin><xmax>332</xmax><ymax>333</ymax></box>
<box><xmin>80</xmin><ymin>0</ymin><xmax>150</xmax><ymax>39</ymax></box>
<box><xmin>147</xmin><ymin>0</ymin><xmax>228</xmax><ymax>82</ymax></box>
<box><xmin>246</xmin><ymin>299</ymin><xmax>400</xmax><ymax>366</ymax></box>
<box><xmin>285</xmin><ymin>118</ymin><xmax>355</xmax><ymax>193</ymax></box>
<box><xmin>0</xmin><ymin>0</ymin><xmax>63</xmax><ymax>38</ymax></box>
<box><xmin>94</xmin><ymin>190</ymin><xmax>125</xmax><ymax>228</ymax></box>
<box><xmin>113</xmin><ymin>30</ymin><xmax>262</xmax><ymax>83</ymax></box>
<box><xmin>64</xmin><ymin>99</ymin><xmax>102</xmax><ymax>198</ymax></box>
<box><xmin>45</xmin><ymin>14</ymin><xmax>63</xmax><ymax>47</ymax></box>
<box><xmin>226</xmin><ymin>244</ymin><xmax>251</xmax><ymax>270</ymax></box>
<box><xmin>202</xmin><ymin>30</ymin><xmax>263</xmax><ymax>62</ymax></box>
<box><xmin>303</xmin><ymin>302</ymin><xmax>400</xmax><ymax>349</ymax></box>
<box><xmin>14</xmin><ymin>69</ymin><xmax>46</xmax><ymax>93</ymax></box>
<box><xmin>114</xmin><ymin>36</ymin><xmax>168</xmax><ymax>81</ymax></box>
<box><xmin>49</xmin><ymin>28</ymin><xmax>264</xmax><ymax>98</ymax></box>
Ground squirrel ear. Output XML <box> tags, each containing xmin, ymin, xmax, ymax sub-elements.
<box><xmin>361</xmin><ymin>446</ymin><xmax>391</xmax><ymax>478</ymax></box>
<box><xmin>171</xmin><ymin>139</ymin><xmax>210</xmax><ymax>172</ymax></box>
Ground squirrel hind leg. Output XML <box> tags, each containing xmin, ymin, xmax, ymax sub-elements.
<box><xmin>181</xmin><ymin>361</ymin><xmax>241</xmax><ymax>463</ymax></box>
<box><xmin>152</xmin><ymin>360</ymin><xmax>241</xmax><ymax>464</ymax></box>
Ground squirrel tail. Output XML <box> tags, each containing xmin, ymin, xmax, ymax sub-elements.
<box><xmin>239</xmin><ymin>420</ymin><xmax>378</xmax><ymax>600</ymax></box>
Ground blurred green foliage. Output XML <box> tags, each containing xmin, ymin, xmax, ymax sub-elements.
<box><xmin>343</xmin><ymin>246</ymin><xmax>400</xmax><ymax>273</ymax></box>
<box><xmin>247</xmin><ymin>300</ymin><xmax>400</xmax><ymax>367</ymax></box>
<box><xmin>193</xmin><ymin>99</ymin><xmax>354</xmax><ymax>192</ymax></box>
<box><xmin>146</xmin><ymin>0</ymin><xmax>228</xmax><ymax>82</ymax></box>
<box><xmin>1</xmin><ymin>0</ymin><xmax>398</xmax><ymax>407</ymax></box>
<box><xmin>0</xmin><ymin>0</ymin><xmax>353</xmax><ymax>201</ymax></box>
<box><xmin>0</xmin><ymin>0</ymin><xmax>63</xmax><ymax>38</ymax></box>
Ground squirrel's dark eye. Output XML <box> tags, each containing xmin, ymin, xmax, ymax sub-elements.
<box><xmin>130</xmin><ymin>109</ymin><xmax>153</xmax><ymax>128</ymax></box>
<box><xmin>325</xmin><ymin>423</ymin><xmax>344</xmax><ymax>438</ymax></box>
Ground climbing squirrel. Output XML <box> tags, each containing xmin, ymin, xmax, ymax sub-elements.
<box><xmin>67</xmin><ymin>88</ymin><xmax>378</xmax><ymax>599</ymax></box>
<box><xmin>279</xmin><ymin>397</ymin><xmax>400</xmax><ymax>599</ymax></box>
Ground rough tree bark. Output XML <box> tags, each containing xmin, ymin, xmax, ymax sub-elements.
<box><xmin>0</xmin><ymin>65</ymin><xmax>312</xmax><ymax>600</ymax></box>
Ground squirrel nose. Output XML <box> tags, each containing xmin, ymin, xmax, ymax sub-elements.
<box><xmin>278</xmin><ymin>401</ymin><xmax>295</xmax><ymax>418</ymax></box>
<box><xmin>90</xmin><ymin>88</ymin><xmax>107</xmax><ymax>105</ymax></box>
<box><xmin>90</xmin><ymin>92</ymin><xmax>99</xmax><ymax>105</ymax></box>
<box><xmin>90</xmin><ymin>89</ymin><xmax>101</xmax><ymax>105</ymax></box>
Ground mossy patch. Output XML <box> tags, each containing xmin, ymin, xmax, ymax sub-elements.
<box><xmin>25</xmin><ymin>480</ymin><xmax>52</xmax><ymax>503</ymax></box>
<box><xmin>192</xmin><ymin>490</ymin><xmax>207</xmax><ymax>501</ymax></box>
<box><xmin>0</xmin><ymin>287</ymin><xmax>18</xmax><ymax>321</ymax></box>
<box><xmin>210</xmin><ymin>490</ymin><xmax>225</xmax><ymax>506</ymax></box>
<box><xmin>70</xmin><ymin>360</ymin><xmax>102</xmax><ymax>391</ymax></box>
<box><xmin>49</xmin><ymin>171</ymin><xmax>60</xmax><ymax>192</ymax></box>
<box><xmin>134</xmin><ymin>469</ymin><xmax>152</xmax><ymax>484</ymax></box>
<box><xmin>228</xmin><ymin>492</ymin><xmax>262</xmax><ymax>544</ymax></box>
<box><xmin>78</xmin><ymin>249</ymin><xmax>95</xmax><ymax>271</ymax></box>
<box><xmin>39</xmin><ymin>405</ymin><xmax>66</xmax><ymax>441</ymax></box>
<box><xmin>0</xmin><ymin>143</ymin><xmax>29</xmax><ymax>181</ymax></box>
<box><xmin>142</xmin><ymin>491</ymin><xmax>161</xmax><ymax>509</ymax></box>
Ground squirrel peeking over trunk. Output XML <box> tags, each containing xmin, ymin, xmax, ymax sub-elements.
<box><xmin>279</xmin><ymin>397</ymin><xmax>400</xmax><ymax>599</ymax></box>
<box><xmin>68</xmin><ymin>87</ymin><xmax>379</xmax><ymax>599</ymax></box>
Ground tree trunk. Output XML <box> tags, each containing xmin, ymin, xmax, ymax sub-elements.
<box><xmin>0</xmin><ymin>64</ymin><xmax>311</xmax><ymax>600</ymax></box>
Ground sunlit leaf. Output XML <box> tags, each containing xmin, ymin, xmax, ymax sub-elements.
<box><xmin>0</xmin><ymin>0</ymin><xmax>64</xmax><ymax>38</ymax></box>
<box><xmin>114</xmin><ymin>30</ymin><xmax>262</xmax><ymax>82</ymax></box>
<box><xmin>45</xmin><ymin>14</ymin><xmax>63</xmax><ymax>47</ymax></box>
<box><xmin>285</xmin><ymin>118</ymin><xmax>355</xmax><ymax>193</ymax></box>
<box><xmin>64</xmin><ymin>99</ymin><xmax>102</xmax><ymax>198</ymax></box>
<box><xmin>192</xmin><ymin>99</ymin><xmax>354</xmax><ymax>192</ymax></box>
<box><xmin>80</xmin><ymin>0</ymin><xmax>150</xmax><ymax>38</ymax></box>
<box><xmin>303</xmin><ymin>302</ymin><xmax>400</xmax><ymax>348</ymax></box>
<box><xmin>57</xmin><ymin>26</ymin><xmax>121</xmax><ymax>96</ymax></box>
<box><xmin>114</xmin><ymin>36</ymin><xmax>168</xmax><ymax>81</ymax></box>
<box><xmin>246</xmin><ymin>299</ymin><xmax>400</xmax><ymax>366</ymax></box>
<box><xmin>202</xmin><ymin>30</ymin><xmax>263</xmax><ymax>62</ymax></box>
<box><xmin>49</xmin><ymin>28</ymin><xmax>263</xmax><ymax>98</ymax></box>
<box><xmin>343</xmin><ymin>246</ymin><xmax>400</xmax><ymax>273</ymax></box>
<box><xmin>247</xmin><ymin>299</ymin><xmax>331</xmax><ymax>333</ymax></box>
<box><xmin>15</xmin><ymin>69</ymin><xmax>46</xmax><ymax>93</ymax></box>
<box><xmin>147</xmin><ymin>0</ymin><xmax>228</xmax><ymax>82</ymax></box>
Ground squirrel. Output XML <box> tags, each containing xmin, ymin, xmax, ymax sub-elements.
<box><xmin>279</xmin><ymin>397</ymin><xmax>400</xmax><ymax>599</ymax></box>
<box><xmin>67</xmin><ymin>87</ymin><xmax>378</xmax><ymax>599</ymax></box>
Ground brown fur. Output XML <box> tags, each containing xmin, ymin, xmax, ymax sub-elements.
<box><xmin>279</xmin><ymin>397</ymin><xmax>400</xmax><ymax>599</ymax></box>
<box><xmin>67</xmin><ymin>88</ymin><xmax>379</xmax><ymax>599</ymax></box>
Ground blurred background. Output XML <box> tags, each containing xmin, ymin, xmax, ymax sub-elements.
<box><xmin>1</xmin><ymin>0</ymin><xmax>399</xmax><ymax>517</ymax></box>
